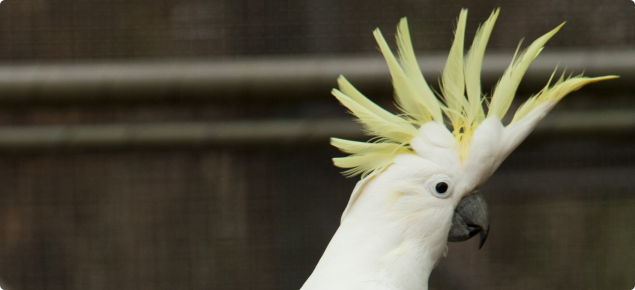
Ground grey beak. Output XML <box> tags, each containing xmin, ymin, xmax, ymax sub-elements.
<box><xmin>447</xmin><ymin>192</ymin><xmax>490</xmax><ymax>249</ymax></box>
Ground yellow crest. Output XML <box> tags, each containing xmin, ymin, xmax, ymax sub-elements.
<box><xmin>331</xmin><ymin>8</ymin><xmax>617</xmax><ymax>178</ymax></box>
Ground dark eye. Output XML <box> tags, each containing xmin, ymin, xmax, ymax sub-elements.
<box><xmin>425</xmin><ymin>174</ymin><xmax>454</xmax><ymax>199</ymax></box>
<box><xmin>435</xmin><ymin>182</ymin><xmax>448</xmax><ymax>194</ymax></box>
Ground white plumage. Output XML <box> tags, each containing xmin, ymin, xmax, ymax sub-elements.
<box><xmin>302</xmin><ymin>8</ymin><xmax>617</xmax><ymax>290</ymax></box>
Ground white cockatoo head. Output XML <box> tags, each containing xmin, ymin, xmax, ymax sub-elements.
<box><xmin>331</xmin><ymin>8</ymin><xmax>616</xmax><ymax>254</ymax></box>
<box><xmin>302</xmin><ymin>8</ymin><xmax>616</xmax><ymax>290</ymax></box>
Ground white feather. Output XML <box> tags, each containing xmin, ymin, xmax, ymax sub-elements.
<box><xmin>308</xmin><ymin>8</ymin><xmax>618</xmax><ymax>290</ymax></box>
<box><xmin>302</xmin><ymin>154</ymin><xmax>457</xmax><ymax>290</ymax></box>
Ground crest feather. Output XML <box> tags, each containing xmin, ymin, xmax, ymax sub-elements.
<box><xmin>331</xmin><ymin>9</ymin><xmax>617</xmax><ymax>178</ymax></box>
<box><xmin>331</xmin><ymin>138</ymin><xmax>406</xmax><ymax>155</ymax></box>
<box><xmin>441</xmin><ymin>9</ymin><xmax>470</xmax><ymax>130</ymax></box>
<box><xmin>465</xmin><ymin>8</ymin><xmax>499</xmax><ymax>125</ymax></box>
<box><xmin>332</xmin><ymin>88</ymin><xmax>418</xmax><ymax>142</ymax></box>
<box><xmin>374</xmin><ymin>28</ymin><xmax>438</xmax><ymax>123</ymax></box>
<box><xmin>487</xmin><ymin>22</ymin><xmax>565</xmax><ymax>120</ymax></box>
<box><xmin>512</xmin><ymin>73</ymin><xmax>619</xmax><ymax>122</ymax></box>
<box><xmin>333</xmin><ymin>151</ymin><xmax>409</xmax><ymax>178</ymax></box>
<box><xmin>337</xmin><ymin>76</ymin><xmax>403</xmax><ymax>124</ymax></box>
<box><xmin>396</xmin><ymin>18</ymin><xmax>444</xmax><ymax>123</ymax></box>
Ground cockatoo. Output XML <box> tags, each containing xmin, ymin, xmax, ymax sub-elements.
<box><xmin>301</xmin><ymin>8</ymin><xmax>617</xmax><ymax>290</ymax></box>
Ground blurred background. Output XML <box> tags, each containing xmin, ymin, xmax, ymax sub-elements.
<box><xmin>0</xmin><ymin>0</ymin><xmax>633</xmax><ymax>289</ymax></box>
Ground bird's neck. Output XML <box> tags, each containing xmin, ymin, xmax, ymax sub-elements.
<box><xmin>301</xmin><ymin>178</ymin><xmax>451</xmax><ymax>290</ymax></box>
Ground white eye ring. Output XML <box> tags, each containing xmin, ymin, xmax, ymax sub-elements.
<box><xmin>425</xmin><ymin>174</ymin><xmax>454</xmax><ymax>199</ymax></box>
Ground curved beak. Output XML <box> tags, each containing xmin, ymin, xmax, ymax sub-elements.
<box><xmin>447</xmin><ymin>192</ymin><xmax>490</xmax><ymax>249</ymax></box>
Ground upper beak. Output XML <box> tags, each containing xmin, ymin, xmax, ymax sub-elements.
<box><xmin>447</xmin><ymin>192</ymin><xmax>490</xmax><ymax>249</ymax></box>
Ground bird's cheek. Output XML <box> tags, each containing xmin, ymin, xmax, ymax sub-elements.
<box><xmin>388</xmin><ymin>190</ymin><xmax>406</xmax><ymax>204</ymax></box>
<box><xmin>387</xmin><ymin>192</ymin><xmax>432</xmax><ymax>218</ymax></box>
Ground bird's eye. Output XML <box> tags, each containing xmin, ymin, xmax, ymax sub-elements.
<box><xmin>435</xmin><ymin>182</ymin><xmax>448</xmax><ymax>194</ymax></box>
<box><xmin>425</xmin><ymin>174</ymin><xmax>454</xmax><ymax>198</ymax></box>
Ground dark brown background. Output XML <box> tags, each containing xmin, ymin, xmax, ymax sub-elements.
<box><xmin>0</xmin><ymin>0</ymin><xmax>633</xmax><ymax>289</ymax></box>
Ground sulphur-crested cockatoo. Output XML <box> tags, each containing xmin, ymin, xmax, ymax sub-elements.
<box><xmin>300</xmin><ymin>8</ymin><xmax>617</xmax><ymax>290</ymax></box>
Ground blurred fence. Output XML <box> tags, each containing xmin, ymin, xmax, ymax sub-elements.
<box><xmin>0</xmin><ymin>0</ymin><xmax>634</xmax><ymax>60</ymax></box>
<box><xmin>0</xmin><ymin>1</ymin><xmax>634</xmax><ymax>290</ymax></box>
<box><xmin>0</xmin><ymin>54</ymin><xmax>632</xmax><ymax>290</ymax></box>
<box><xmin>0</xmin><ymin>50</ymin><xmax>632</xmax><ymax>104</ymax></box>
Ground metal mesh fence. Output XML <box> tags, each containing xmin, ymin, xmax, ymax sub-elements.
<box><xmin>0</xmin><ymin>136</ymin><xmax>634</xmax><ymax>290</ymax></box>
<box><xmin>0</xmin><ymin>0</ymin><xmax>632</xmax><ymax>290</ymax></box>
<box><xmin>0</xmin><ymin>0</ymin><xmax>633</xmax><ymax>60</ymax></box>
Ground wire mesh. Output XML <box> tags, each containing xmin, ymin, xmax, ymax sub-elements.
<box><xmin>0</xmin><ymin>0</ymin><xmax>633</xmax><ymax>290</ymax></box>
<box><xmin>0</xmin><ymin>137</ymin><xmax>634</xmax><ymax>290</ymax></box>
<box><xmin>0</xmin><ymin>0</ymin><xmax>632</xmax><ymax>61</ymax></box>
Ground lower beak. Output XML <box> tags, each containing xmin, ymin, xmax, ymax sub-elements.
<box><xmin>447</xmin><ymin>192</ymin><xmax>490</xmax><ymax>249</ymax></box>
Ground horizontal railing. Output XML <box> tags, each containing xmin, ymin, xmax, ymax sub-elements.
<box><xmin>0</xmin><ymin>50</ymin><xmax>631</xmax><ymax>104</ymax></box>
<box><xmin>0</xmin><ymin>50</ymin><xmax>631</xmax><ymax>150</ymax></box>
<box><xmin>0</xmin><ymin>110</ymin><xmax>631</xmax><ymax>151</ymax></box>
